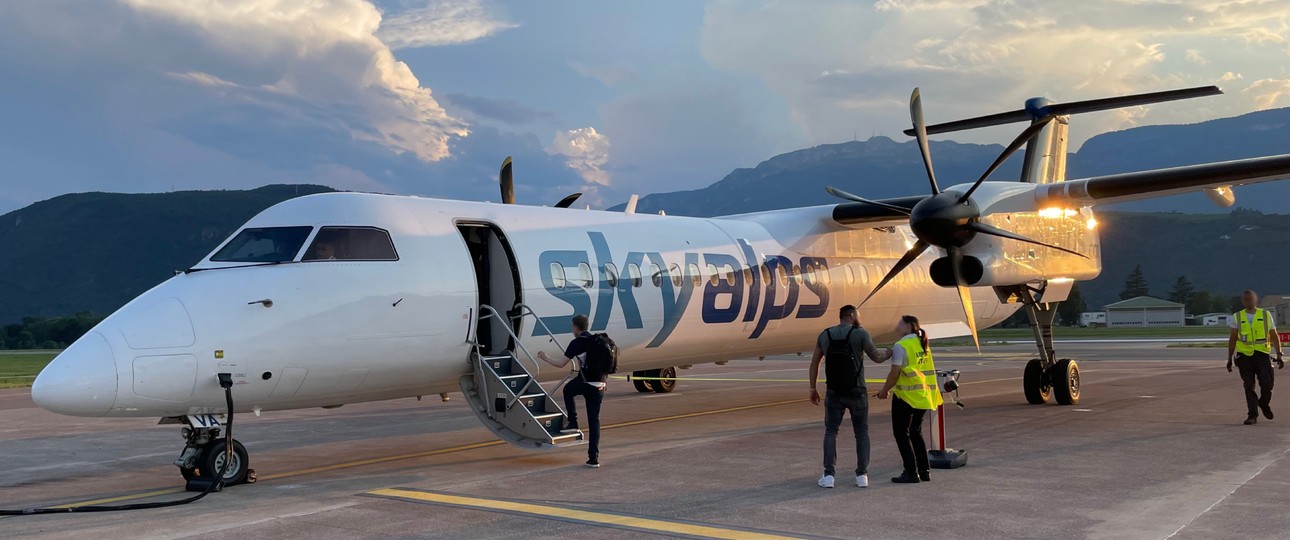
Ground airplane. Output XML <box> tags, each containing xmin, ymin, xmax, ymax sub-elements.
<box><xmin>28</xmin><ymin>85</ymin><xmax>1290</xmax><ymax>489</ymax></box>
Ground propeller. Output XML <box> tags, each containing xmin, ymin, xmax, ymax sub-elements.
<box><xmin>497</xmin><ymin>157</ymin><xmax>583</xmax><ymax>208</ymax></box>
<box><xmin>500</xmin><ymin>156</ymin><xmax>515</xmax><ymax>204</ymax></box>
<box><xmin>828</xmin><ymin>88</ymin><xmax>1091</xmax><ymax>351</ymax></box>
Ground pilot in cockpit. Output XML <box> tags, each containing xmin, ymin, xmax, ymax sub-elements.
<box><xmin>310</xmin><ymin>242</ymin><xmax>337</xmax><ymax>260</ymax></box>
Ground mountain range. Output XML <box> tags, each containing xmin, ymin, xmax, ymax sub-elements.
<box><xmin>613</xmin><ymin>107</ymin><xmax>1290</xmax><ymax>216</ymax></box>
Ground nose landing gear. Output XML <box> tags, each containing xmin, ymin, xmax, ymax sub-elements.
<box><xmin>175</xmin><ymin>422</ymin><xmax>254</xmax><ymax>491</ymax></box>
<box><xmin>1001</xmin><ymin>283</ymin><xmax>1081</xmax><ymax>406</ymax></box>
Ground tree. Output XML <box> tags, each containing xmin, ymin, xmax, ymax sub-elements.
<box><xmin>1187</xmin><ymin>290</ymin><xmax>1213</xmax><ymax>316</ymax></box>
<box><xmin>1168</xmin><ymin>276</ymin><xmax>1195</xmax><ymax>308</ymax></box>
<box><xmin>1056</xmin><ymin>283</ymin><xmax>1088</xmax><ymax>326</ymax></box>
<box><xmin>1120</xmin><ymin>265</ymin><xmax>1150</xmax><ymax>300</ymax></box>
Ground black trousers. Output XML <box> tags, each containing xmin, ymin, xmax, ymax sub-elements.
<box><xmin>563</xmin><ymin>379</ymin><xmax>603</xmax><ymax>460</ymax></box>
<box><xmin>1236</xmin><ymin>352</ymin><xmax>1275</xmax><ymax>417</ymax></box>
<box><xmin>891</xmin><ymin>396</ymin><xmax>929</xmax><ymax>477</ymax></box>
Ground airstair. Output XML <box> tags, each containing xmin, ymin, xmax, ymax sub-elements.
<box><xmin>459</xmin><ymin>304</ymin><xmax>584</xmax><ymax>449</ymax></box>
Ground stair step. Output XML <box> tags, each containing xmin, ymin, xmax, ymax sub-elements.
<box><xmin>517</xmin><ymin>393</ymin><xmax>546</xmax><ymax>413</ymax></box>
<box><xmin>551</xmin><ymin>431</ymin><xmax>584</xmax><ymax>445</ymax></box>
<box><xmin>497</xmin><ymin>374</ymin><xmax>530</xmax><ymax>392</ymax></box>
<box><xmin>532</xmin><ymin>412</ymin><xmax>563</xmax><ymax>432</ymax></box>
<box><xmin>483</xmin><ymin>356</ymin><xmax>513</xmax><ymax>374</ymax></box>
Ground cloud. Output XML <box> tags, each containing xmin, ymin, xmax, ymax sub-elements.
<box><xmin>442</xmin><ymin>93</ymin><xmax>557</xmax><ymax>125</ymax></box>
<box><xmin>0</xmin><ymin>0</ymin><xmax>500</xmax><ymax>211</ymax></box>
<box><xmin>546</xmin><ymin>128</ymin><xmax>611</xmax><ymax>186</ymax></box>
<box><xmin>702</xmin><ymin>0</ymin><xmax>1290</xmax><ymax>148</ymax></box>
<box><xmin>1245</xmin><ymin>78</ymin><xmax>1290</xmax><ymax>109</ymax></box>
<box><xmin>377</xmin><ymin>0</ymin><xmax>517</xmax><ymax>49</ymax></box>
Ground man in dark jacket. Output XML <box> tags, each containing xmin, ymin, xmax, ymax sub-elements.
<box><xmin>809</xmin><ymin>305</ymin><xmax>891</xmax><ymax>488</ymax></box>
<box><xmin>538</xmin><ymin>314</ymin><xmax>604</xmax><ymax>468</ymax></box>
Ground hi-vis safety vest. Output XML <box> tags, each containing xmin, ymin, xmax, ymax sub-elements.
<box><xmin>892</xmin><ymin>336</ymin><xmax>944</xmax><ymax>410</ymax></box>
<box><xmin>1235</xmin><ymin>309</ymin><xmax>1272</xmax><ymax>356</ymax></box>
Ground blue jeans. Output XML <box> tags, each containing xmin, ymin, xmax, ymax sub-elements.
<box><xmin>823</xmin><ymin>389</ymin><xmax>870</xmax><ymax>476</ymax></box>
<box><xmin>563</xmin><ymin>379</ymin><xmax>603</xmax><ymax>460</ymax></box>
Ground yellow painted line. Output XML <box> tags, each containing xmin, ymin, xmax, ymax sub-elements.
<box><xmin>39</xmin><ymin>398</ymin><xmax>807</xmax><ymax>509</ymax></box>
<box><xmin>613</xmin><ymin>375</ymin><xmax>887</xmax><ymax>384</ymax></box>
<box><xmin>49</xmin><ymin>488</ymin><xmax>185</xmax><ymax>509</ymax></box>
<box><xmin>368</xmin><ymin>488</ymin><xmax>805</xmax><ymax>540</ymax></box>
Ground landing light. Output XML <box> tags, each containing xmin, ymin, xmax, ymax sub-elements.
<box><xmin>1086</xmin><ymin>217</ymin><xmax>1098</xmax><ymax>230</ymax></box>
<box><xmin>1038</xmin><ymin>207</ymin><xmax>1078</xmax><ymax>218</ymax></box>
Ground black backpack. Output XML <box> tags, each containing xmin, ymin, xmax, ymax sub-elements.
<box><xmin>581</xmin><ymin>333</ymin><xmax>618</xmax><ymax>382</ymax></box>
<box><xmin>824</xmin><ymin>327</ymin><xmax>861</xmax><ymax>395</ymax></box>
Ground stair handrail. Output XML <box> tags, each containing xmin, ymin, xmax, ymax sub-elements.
<box><xmin>511</xmin><ymin>303</ymin><xmax>581</xmax><ymax>395</ymax></box>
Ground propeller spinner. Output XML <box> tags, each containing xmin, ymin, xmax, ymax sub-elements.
<box><xmin>827</xmin><ymin>88</ymin><xmax>1089</xmax><ymax>351</ymax></box>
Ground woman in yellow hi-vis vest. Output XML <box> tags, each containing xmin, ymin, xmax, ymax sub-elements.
<box><xmin>877</xmin><ymin>315</ymin><xmax>942</xmax><ymax>484</ymax></box>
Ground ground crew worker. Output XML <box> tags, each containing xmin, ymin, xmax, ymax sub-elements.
<box><xmin>877</xmin><ymin>315</ymin><xmax>942</xmax><ymax>484</ymax></box>
<box><xmin>809</xmin><ymin>305</ymin><xmax>892</xmax><ymax>489</ymax></box>
<box><xmin>1227</xmin><ymin>290</ymin><xmax>1284</xmax><ymax>425</ymax></box>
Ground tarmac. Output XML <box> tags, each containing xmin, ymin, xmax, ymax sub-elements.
<box><xmin>1</xmin><ymin>342</ymin><xmax>1288</xmax><ymax>539</ymax></box>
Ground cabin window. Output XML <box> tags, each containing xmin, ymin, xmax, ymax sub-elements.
<box><xmin>605</xmin><ymin>263</ymin><xmax>620</xmax><ymax>287</ymax></box>
<box><xmin>577</xmin><ymin>262</ymin><xmax>594</xmax><ymax>288</ymax></box>
<box><xmin>845</xmin><ymin>265</ymin><xmax>856</xmax><ymax>285</ymax></box>
<box><xmin>550</xmin><ymin>263</ymin><xmax>566</xmax><ymax>288</ymax></box>
<box><xmin>627</xmin><ymin>263</ymin><xmax>643</xmax><ymax>288</ymax></box>
<box><xmin>211</xmin><ymin>226</ymin><xmax>313</xmax><ymax>263</ymax></box>
<box><xmin>648</xmin><ymin>263</ymin><xmax>662</xmax><ymax>287</ymax></box>
<box><xmin>820</xmin><ymin>263</ymin><xmax>832</xmax><ymax>284</ymax></box>
<box><xmin>303</xmin><ymin>227</ymin><xmax>398</xmax><ymax>261</ymax></box>
<box><xmin>669</xmin><ymin>263</ymin><xmax>683</xmax><ymax>287</ymax></box>
<box><xmin>707</xmin><ymin>263</ymin><xmax>720</xmax><ymax>286</ymax></box>
<box><xmin>688</xmin><ymin>263</ymin><xmax>702</xmax><ymax>287</ymax></box>
<box><xmin>721</xmin><ymin>263</ymin><xmax>737</xmax><ymax>286</ymax></box>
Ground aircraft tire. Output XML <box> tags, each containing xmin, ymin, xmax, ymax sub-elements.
<box><xmin>1023</xmin><ymin>359</ymin><xmax>1050</xmax><ymax>405</ymax></box>
<box><xmin>196</xmin><ymin>438</ymin><xmax>250</xmax><ymax>486</ymax></box>
<box><xmin>632</xmin><ymin>371</ymin><xmax>655</xmax><ymax>393</ymax></box>
<box><xmin>1051</xmin><ymin>359</ymin><xmax>1080</xmax><ymax>406</ymax></box>
<box><xmin>179</xmin><ymin>466</ymin><xmax>198</xmax><ymax>481</ymax></box>
<box><xmin>652</xmin><ymin>367</ymin><xmax>677</xmax><ymax>393</ymax></box>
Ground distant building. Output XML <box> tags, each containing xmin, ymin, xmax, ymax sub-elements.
<box><xmin>1080</xmin><ymin>312</ymin><xmax>1107</xmax><ymax>327</ymax></box>
<box><xmin>1103</xmin><ymin>296</ymin><xmax>1186</xmax><ymax>327</ymax></box>
<box><xmin>1261</xmin><ymin>295</ymin><xmax>1290</xmax><ymax>325</ymax></box>
<box><xmin>1195</xmin><ymin>313</ymin><xmax>1232</xmax><ymax>327</ymax></box>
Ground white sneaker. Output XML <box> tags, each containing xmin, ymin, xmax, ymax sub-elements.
<box><xmin>856</xmin><ymin>474</ymin><xmax>869</xmax><ymax>488</ymax></box>
<box><xmin>818</xmin><ymin>475</ymin><xmax>835</xmax><ymax>488</ymax></box>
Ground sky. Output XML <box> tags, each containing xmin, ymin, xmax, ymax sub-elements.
<box><xmin>1</xmin><ymin>0</ymin><xmax>1289</xmax><ymax>213</ymax></box>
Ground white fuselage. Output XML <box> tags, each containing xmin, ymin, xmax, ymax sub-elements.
<box><xmin>31</xmin><ymin>190</ymin><xmax>1100</xmax><ymax>418</ymax></box>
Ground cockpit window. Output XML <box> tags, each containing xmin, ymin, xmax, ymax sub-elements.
<box><xmin>303</xmin><ymin>227</ymin><xmax>398</xmax><ymax>261</ymax></box>
<box><xmin>210</xmin><ymin>227</ymin><xmax>312</xmax><ymax>263</ymax></box>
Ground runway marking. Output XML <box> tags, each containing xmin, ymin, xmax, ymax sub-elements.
<box><xmin>1165</xmin><ymin>446</ymin><xmax>1290</xmax><ymax>539</ymax></box>
<box><xmin>366</xmin><ymin>488</ymin><xmax>808</xmax><ymax>540</ymax></box>
<box><xmin>48</xmin><ymin>488</ymin><xmax>184</xmax><ymax>509</ymax></box>
<box><xmin>36</xmin><ymin>398</ymin><xmax>807</xmax><ymax>510</ymax></box>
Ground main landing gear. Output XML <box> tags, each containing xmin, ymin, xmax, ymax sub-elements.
<box><xmin>631</xmin><ymin>367</ymin><xmax>678</xmax><ymax>394</ymax></box>
<box><xmin>174</xmin><ymin>421</ymin><xmax>254</xmax><ymax>490</ymax></box>
<box><xmin>999</xmin><ymin>283</ymin><xmax>1081</xmax><ymax>406</ymax></box>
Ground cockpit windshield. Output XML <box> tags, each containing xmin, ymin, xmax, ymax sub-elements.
<box><xmin>302</xmin><ymin>227</ymin><xmax>398</xmax><ymax>261</ymax></box>
<box><xmin>210</xmin><ymin>227</ymin><xmax>313</xmax><ymax>263</ymax></box>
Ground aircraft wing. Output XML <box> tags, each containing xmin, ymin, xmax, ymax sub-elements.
<box><xmin>1035</xmin><ymin>153</ymin><xmax>1290</xmax><ymax>207</ymax></box>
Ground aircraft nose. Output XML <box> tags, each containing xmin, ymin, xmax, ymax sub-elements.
<box><xmin>32</xmin><ymin>331</ymin><xmax>118</xmax><ymax>416</ymax></box>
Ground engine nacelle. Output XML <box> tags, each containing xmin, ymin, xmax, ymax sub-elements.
<box><xmin>930</xmin><ymin>255</ymin><xmax>984</xmax><ymax>287</ymax></box>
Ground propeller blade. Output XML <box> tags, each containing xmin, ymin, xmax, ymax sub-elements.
<box><xmin>499</xmin><ymin>156</ymin><xmax>515</xmax><ymax>204</ymax></box>
<box><xmin>970</xmin><ymin>222</ymin><xmax>1089</xmax><ymax>258</ymax></box>
<box><xmin>949</xmin><ymin>247</ymin><xmax>980</xmax><ymax>353</ymax></box>
<box><xmin>860</xmin><ymin>240</ymin><xmax>929</xmax><ymax>307</ymax></box>
<box><xmin>957</xmin><ymin>116</ymin><xmax>1056</xmax><ymax>204</ymax></box>
<box><xmin>910</xmin><ymin>88</ymin><xmax>940</xmax><ymax>195</ymax></box>
<box><xmin>825</xmin><ymin>186</ymin><xmax>912</xmax><ymax>215</ymax></box>
<box><xmin>554</xmin><ymin>193</ymin><xmax>582</xmax><ymax>208</ymax></box>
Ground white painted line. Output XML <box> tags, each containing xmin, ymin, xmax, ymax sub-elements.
<box><xmin>1166</xmin><ymin>447</ymin><xmax>1290</xmax><ymax>538</ymax></box>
